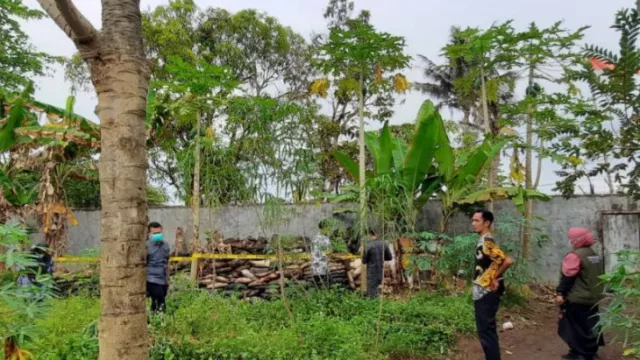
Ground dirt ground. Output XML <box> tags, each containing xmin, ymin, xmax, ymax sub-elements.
<box><xmin>449</xmin><ymin>298</ymin><xmax>623</xmax><ymax>360</ymax></box>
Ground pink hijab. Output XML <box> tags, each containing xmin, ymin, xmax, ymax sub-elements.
<box><xmin>568</xmin><ymin>227</ymin><xmax>595</xmax><ymax>248</ymax></box>
<box><xmin>562</xmin><ymin>227</ymin><xmax>595</xmax><ymax>277</ymax></box>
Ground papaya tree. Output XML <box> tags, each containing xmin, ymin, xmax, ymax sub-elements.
<box><xmin>312</xmin><ymin>0</ymin><xmax>410</xmax><ymax>292</ymax></box>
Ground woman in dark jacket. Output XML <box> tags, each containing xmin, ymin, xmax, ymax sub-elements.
<box><xmin>556</xmin><ymin>227</ymin><xmax>605</xmax><ymax>360</ymax></box>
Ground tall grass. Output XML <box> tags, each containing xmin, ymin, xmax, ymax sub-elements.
<box><xmin>26</xmin><ymin>287</ymin><xmax>475</xmax><ymax>359</ymax></box>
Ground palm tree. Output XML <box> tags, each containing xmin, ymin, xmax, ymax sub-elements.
<box><xmin>414</xmin><ymin>27</ymin><xmax>481</xmax><ymax>133</ymax></box>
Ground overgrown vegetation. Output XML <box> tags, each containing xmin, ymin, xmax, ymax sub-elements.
<box><xmin>23</xmin><ymin>287</ymin><xmax>474</xmax><ymax>360</ymax></box>
<box><xmin>598</xmin><ymin>250</ymin><xmax>640</xmax><ymax>358</ymax></box>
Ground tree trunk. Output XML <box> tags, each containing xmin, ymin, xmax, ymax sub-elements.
<box><xmin>190</xmin><ymin>111</ymin><xmax>202</xmax><ymax>282</ymax></box>
<box><xmin>37</xmin><ymin>1</ymin><xmax>152</xmax><ymax>359</ymax></box>
<box><xmin>523</xmin><ymin>68</ymin><xmax>535</xmax><ymax>260</ymax></box>
<box><xmin>358</xmin><ymin>76</ymin><xmax>367</xmax><ymax>294</ymax></box>
<box><xmin>479</xmin><ymin>66</ymin><xmax>494</xmax><ymax>212</ymax></box>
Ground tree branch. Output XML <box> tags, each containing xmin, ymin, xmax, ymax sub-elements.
<box><xmin>37</xmin><ymin>0</ymin><xmax>98</xmax><ymax>45</ymax></box>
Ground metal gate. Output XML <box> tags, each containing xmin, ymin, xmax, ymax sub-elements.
<box><xmin>599</xmin><ymin>211</ymin><xmax>640</xmax><ymax>272</ymax></box>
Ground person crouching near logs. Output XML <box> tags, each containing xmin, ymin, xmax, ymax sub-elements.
<box><xmin>556</xmin><ymin>227</ymin><xmax>605</xmax><ymax>360</ymax></box>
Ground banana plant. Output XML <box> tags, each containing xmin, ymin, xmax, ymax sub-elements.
<box><xmin>333</xmin><ymin>100</ymin><xmax>448</xmax><ymax>208</ymax></box>
<box><xmin>0</xmin><ymin>88</ymin><xmax>98</xmax><ymax>254</ymax></box>
<box><xmin>333</xmin><ymin>100</ymin><xmax>505</xmax><ymax>219</ymax></box>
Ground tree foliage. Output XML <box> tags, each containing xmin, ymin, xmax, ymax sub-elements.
<box><xmin>555</xmin><ymin>7</ymin><xmax>640</xmax><ymax>199</ymax></box>
<box><xmin>0</xmin><ymin>0</ymin><xmax>56</xmax><ymax>92</ymax></box>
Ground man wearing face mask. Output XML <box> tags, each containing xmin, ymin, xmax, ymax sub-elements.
<box><xmin>147</xmin><ymin>221</ymin><xmax>171</xmax><ymax>313</ymax></box>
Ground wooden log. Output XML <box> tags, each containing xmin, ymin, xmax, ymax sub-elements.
<box><xmin>216</xmin><ymin>276</ymin><xmax>229</xmax><ymax>283</ymax></box>
<box><xmin>250</xmin><ymin>260</ymin><xmax>271</xmax><ymax>268</ymax></box>
<box><xmin>241</xmin><ymin>269</ymin><xmax>258</xmax><ymax>280</ymax></box>
<box><xmin>236</xmin><ymin>277</ymin><xmax>253</xmax><ymax>284</ymax></box>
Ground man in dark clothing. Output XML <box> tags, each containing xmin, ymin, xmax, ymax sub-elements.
<box><xmin>146</xmin><ymin>221</ymin><xmax>171</xmax><ymax>313</ymax></box>
<box><xmin>557</xmin><ymin>227</ymin><xmax>605</xmax><ymax>360</ymax></box>
<box><xmin>471</xmin><ymin>210</ymin><xmax>514</xmax><ymax>360</ymax></box>
<box><xmin>362</xmin><ymin>228</ymin><xmax>392</xmax><ymax>298</ymax></box>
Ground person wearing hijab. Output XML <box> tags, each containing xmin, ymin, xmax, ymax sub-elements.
<box><xmin>556</xmin><ymin>227</ymin><xmax>605</xmax><ymax>360</ymax></box>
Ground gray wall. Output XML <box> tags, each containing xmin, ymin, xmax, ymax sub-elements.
<box><xmin>57</xmin><ymin>195</ymin><xmax>638</xmax><ymax>284</ymax></box>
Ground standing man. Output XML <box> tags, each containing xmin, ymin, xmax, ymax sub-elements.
<box><xmin>363</xmin><ymin>228</ymin><xmax>392</xmax><ymax>298</ymax></box>
<box><xmin>471</xmin><ymin>210</ymin><xmax>514</xmax><ymax>360</ymax></box>
<box><xmin>147</xmin><ymin>221</ymin><xmax>171</xmax><ymax>313</ymax></box>
<box><xmin>556</xmin><ymin>227</ymin><xmax>605</xmax><ymax>360</ymax></box>
<box><xmin>311</xmin><ymin>219</ymin><xmax>332</xmax><ymax>287</ymax></box>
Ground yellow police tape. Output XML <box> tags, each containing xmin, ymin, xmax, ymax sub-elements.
<box><xmin>55</xmin><ymin>253</ymin><xmax>360</xmax><ymax>263</ymax></box>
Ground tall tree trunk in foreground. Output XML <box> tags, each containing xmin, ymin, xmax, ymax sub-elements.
<box><xmin>523</xmin><ymin>68</ymin><xmax>535</xmax><ymax>260</ymax></box>
<box><xmin>37</xmin><ymin>1</ymin><xmax>150</xmax><ymax>359</ymax></box>
<box><xmin>190</xmin><ymin>111</ymin><xmax>202</xmax><ymax>282</ymax></box>
<box><xmin>358</xmin><ymin>76</ymin><xmax>367</xmax><ymax>294</ymax></box>
<box><xmin>479</xmin><ymin>66</ymin><xmax>494</xmax><ymax>212</ymax></box>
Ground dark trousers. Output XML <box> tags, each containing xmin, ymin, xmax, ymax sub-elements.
<box><xmin>558</xmin><ymin>302</ymin><xmax>605</xmax><ymax>359</ymax></box>
<box><xmin>366</xmin><ymin>277</ymin><xmax>381</xmax><ymax>298</ymax></box>
<box><xmin>312</xmin><ymin>274</ymin><xmax>331</xmax><ymax>288</ymax></box>
<box><xmin>146</xmin><ymin>282</ymin><xmax>168</xmax><ymax>313</ymax></box>
<box><xmin>474</xmin><ymin>291</ymin><xmax>501</xmax><ymax>360</ymax></box>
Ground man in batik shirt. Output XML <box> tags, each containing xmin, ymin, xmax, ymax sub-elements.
<box><xmin>471</xmin><ymin>210</ymin><xmax>514</xmax><ymax>360</ymax></box>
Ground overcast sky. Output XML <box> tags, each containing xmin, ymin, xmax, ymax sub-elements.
<box><xmin>21</xmin><ymin>0</ymin><xmax>633</xmax><ymax>195</ymax></box>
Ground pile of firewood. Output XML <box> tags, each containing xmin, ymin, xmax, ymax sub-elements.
<box><xmin>174</xmin><ymin>236</ymin><xmax>399</xmax><ymax>300</ymax></box>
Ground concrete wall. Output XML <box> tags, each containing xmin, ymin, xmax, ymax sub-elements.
<box><xmin>57</xmin><ymin>195</ymin><xmax>638</xmax><ymax>284</ymax></box>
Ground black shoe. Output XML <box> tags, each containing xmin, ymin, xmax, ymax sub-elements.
<box><xmin>561</xmin><ymin>351</ymin><xmax>579</xmax><ymax>360</ymax></box>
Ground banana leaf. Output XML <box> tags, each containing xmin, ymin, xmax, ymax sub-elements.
<box><xmin>0</xmin><ymin>97</ymin><xmax>27</xmax><ymax>151</ymax></box>
<box><xmin>376</xmin><ymin>121</ymin><xmax>394</xmax><ymax>176</ymax></box>
<box><xmin>334</xmin><ymin>151</ymin><xmax>361</xmax><ymax>182</ymax></box>
<box><xmin>456</xmin><ymin>186</ymin><xmax>551</xmax><ymax>213</ymax></box>
<box><xmin>403</xmin><ymin>100</ymin><xmax>442</xmax><ymax>191</ymax></box>
<box><xmin>391</xmin><ymin>138</ymin><xmax>408</xmax><ymax>171</ymax></box>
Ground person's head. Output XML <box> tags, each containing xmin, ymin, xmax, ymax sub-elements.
<box><xmin>367</xmin><ymin>227</ymin><xmax>377</xmax><ymax>239</ymax></box>
<box><xmin>471</xmin><ymin>209</ymin><xmax>494</xmax><ymax>234</ymax></box>
<box><xmin>148</xmin><ymin>221</ymin><xmax>164</xmax><ymax>242</ymax></box>
<box><xmin>567</xmin><ymin>227</ymin><xmax>594</xmax><ymax>249</ymax></box>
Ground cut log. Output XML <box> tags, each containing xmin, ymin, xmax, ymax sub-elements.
<box><xmin>236</xmin><ymin>277</ymin><xmax>253</xmax><ymax>284</ymax></box>
<box><xmin>241</xmin><ymin>269</ymin><xmax>258</xmax><ymax>280</ymax></box>
<box><xmin>250</xmin><ymin>260</ymin><xmax>271</xmax><ymax>268</ymax></box>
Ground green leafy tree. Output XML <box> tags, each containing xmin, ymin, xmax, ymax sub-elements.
<box><xmin>0</xmin><ymin>0</ymin><xmax>56</xmax><ymax>92</ymax></box>
<box><xmin>415</xmin><ymin>27</ymin><xmax>481</xmax><ymax>138</ymax></box>
<box><xmin>498</xmin><ymin>22</ymin><xmax>586</xmax><ymax>258</ymax></box>
<box><xmin>444</xmin><ymin>22</ymin><xmax>519</xmax><ymax>205</ymax></box>
<box><xmin>311</xmin><ymin>0</ymin><xmax>411</xmax><ymax>195</ymax></box>
<box><xmin>556</xmin><ymin>6</ymin><xmax>640</xmax><ymax>199</ymax></box>
<box><xmin>312</xmin><ymin>0</ymin><xmax>410</xmax><ymax>292</ymax></box>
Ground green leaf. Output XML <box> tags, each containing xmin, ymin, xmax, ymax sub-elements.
<box><xmin>64</xmin><ymin>95</ymin><xmax>75</xmax><ymax>120</ymax></box>
<box><xmin>403</xmin><ymin>100</ymin><xmax>440</xmax><ymax>190</ymax></box>
<box><xmin>452</xmin><ymin>139</ymin><xmax>503</xmax><ymax>189</ymax></box>
<box><xmin>146</xmin><ymin>87</ymin><xmax>156</xmax><ymax>127</ymax></box>
<box><xmin>391</xmin><ymin>138</ymin><xmax>408</xmax><ymax>172</ymax></box>
<box><xmin>0</xmin><ymin>97</ymin><xmax>26</xmax><ymax>151</ymax></box>
<box><xmin>334</xmin><ymin>151</ymin><xmax>359</xmax><ymax>182</ymax></box>
<box><xmin>433</xmin><ymin>115</ymin><xmax>454</xmax><ymax>182</ymax></box>
<box><xmin>376</xmin><ymin>121</ymin><xmax>394</xmax><ymax>175</ymax></box>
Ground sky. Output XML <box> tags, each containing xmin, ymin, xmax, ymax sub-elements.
<box><xmin>21</xmin><ymin>0</ymin><xmax>633</xmax><ymax>196</ymax></box>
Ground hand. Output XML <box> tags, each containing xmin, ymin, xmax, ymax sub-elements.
<box><xmin>489</xmin><ymin>278</ymin><xmax>500</xmax><ymax>291</ymax></box>
<box><xmin>556</xmin><ymin>295</ymin><xmax>565</xmax><ymax>306</ymax></box>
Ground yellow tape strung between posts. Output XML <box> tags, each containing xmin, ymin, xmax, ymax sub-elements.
<box><xmin>55</xmin><ymin>253</ymin><xmax>360</xmax><ymax>263</ymax></box>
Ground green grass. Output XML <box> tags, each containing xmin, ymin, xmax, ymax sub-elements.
<box><xmin>25</xmin><ymin>287</ymin><xmax>475</xmax><ymax>360</ymax></box>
